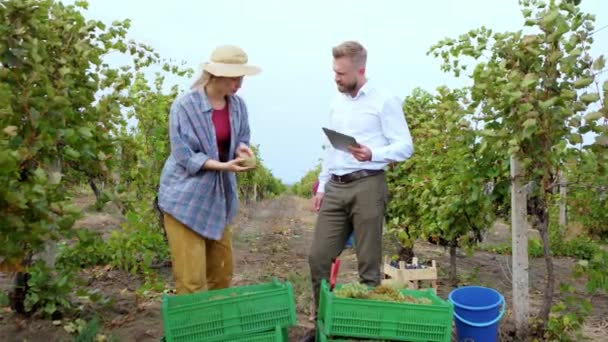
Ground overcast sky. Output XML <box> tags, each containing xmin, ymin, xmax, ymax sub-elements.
<box><xmin>73</xmin><ymin>0</ymin><xmax>608</xmax><ymax>184</ymax></box>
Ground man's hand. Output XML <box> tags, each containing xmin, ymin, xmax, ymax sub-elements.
<box><xmin>348</xmin><ymin>144</ymin><xmax>372</xmax><ymax>162</ymax></box>
<box><xmin>312</xmin><ymin>192</ymin><xmax>324</xmax><ymax>212</ymax></box>
<box><xmin>236</xmin><ymin>143</ymin><xmax>254</xmax><ymax>159</ymax></box>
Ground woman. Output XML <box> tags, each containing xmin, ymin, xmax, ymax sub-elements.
<box><xmin>157</xmin><ymin>45</ymin><xmax>260</xmax><ymax>294</ymax></box>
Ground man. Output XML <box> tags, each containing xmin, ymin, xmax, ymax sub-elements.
<box><xmin>302</xmin><ymin>40</ymin><xmax>413</xmax><ymax>341</ymax></box>
<box><xmin>312</xmin><ymin>180</ymin><xmax>354</xmax><ymax>248</ymax></box>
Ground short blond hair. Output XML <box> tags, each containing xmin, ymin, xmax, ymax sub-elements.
<box><xmin>332</xmin><ymin>41</ymin><xmax>367</xmax><ymax>66</ymax></box>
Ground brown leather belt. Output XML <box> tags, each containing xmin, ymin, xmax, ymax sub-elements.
<box><xmin>330</xmin><ymin>169</ymin><xmax>384</xmax><ymax>184</ymax></box>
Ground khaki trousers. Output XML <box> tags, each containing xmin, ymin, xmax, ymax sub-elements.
<box><xmin>163</xmin><ymin>213</ymin><xmax>233</xmax><ymax>294</ymax></box>
<box><xmin>308</xmin><ymin>173</ymin><xmax>388</xmax><ymax>307</ymax></box>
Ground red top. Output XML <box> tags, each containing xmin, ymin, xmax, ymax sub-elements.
<box><xmin>212</xmin><ymin>105</ymin><xmax>231</xmax><ymax>162</ymax></box>
<box><xmin>312</xmin><ymin>180</ymin><xmax>320</xmax><ymax>195</ymax></box>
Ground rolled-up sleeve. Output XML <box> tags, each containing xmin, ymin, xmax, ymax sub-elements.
<box><xmin>371</xmin><ymin>96</ymin><xmax>414</xmax><ymax>163</ymax></box>
<box><xmin>169</xmin><ymin>102</ymin><xmax>210</xmax><ymax>175</ymax></box>
<box><xmin>317</xmin><ymin>149</ymin><xmax>332</xmax><ymax>194</ymax></box>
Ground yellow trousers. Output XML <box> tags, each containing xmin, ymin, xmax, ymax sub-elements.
<box><xmin>163</xmin><ymin>214</ymin><xmax>233</xmax><ymax>294</ymax></box>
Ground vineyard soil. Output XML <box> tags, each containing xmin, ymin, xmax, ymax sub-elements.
<box><xmin>0</xmin><ymin>193</ymin><xmax>606</xmax><ymax>341</ymax></box>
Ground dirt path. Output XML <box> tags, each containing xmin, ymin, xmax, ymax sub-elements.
<box><xmin>1</xmin><ymin>194</ymin><xmax>606</xmax><ymax>341</ymax></box>
<box><xmin>229</xmin><ymin>195</ymin><xmax>363</xmax><ymax>340</ymax></box>
<box><xmin>217</xmin><ymin>194</ymin><xmax>608</xmax><ymax>341</ymax></box>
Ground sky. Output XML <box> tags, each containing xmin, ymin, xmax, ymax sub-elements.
<box><xmin>72</xmin><ymin>0</ymin><xmax>608</xmax><ymax>184</ymax></box>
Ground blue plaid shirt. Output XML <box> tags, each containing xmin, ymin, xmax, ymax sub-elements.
<box><xmin>158</xmin><ymin>90</ymin><xmax>250</xmax><ymax>240</ymax></box>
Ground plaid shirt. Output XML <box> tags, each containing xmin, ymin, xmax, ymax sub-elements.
<box><xmin>158</xmin><ymin>90</ymin><xmax>250</xmax><ymax>240</ymax></box>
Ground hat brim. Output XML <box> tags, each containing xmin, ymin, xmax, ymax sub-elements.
<box><xmin>203</xmin><ymin>62</ymin><xmax>261</xmax><ymax>77</ymax></box>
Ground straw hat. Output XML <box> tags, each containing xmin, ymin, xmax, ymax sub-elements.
<box><xmin>202</xmin><ymin>45</ymin><xmax>261</xmax><ymax>77</ymax></box>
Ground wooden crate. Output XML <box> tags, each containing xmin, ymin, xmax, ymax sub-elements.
<box><xmin>382</xmin><ymin>256</ymin><xmax>438</xmax><ymax>293</ymax></box>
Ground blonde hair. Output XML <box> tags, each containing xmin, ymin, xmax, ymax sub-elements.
<box><xmin>332</xmin><ymin>41</ymin><xmax>367</xmax><ymax>66</ymax></box>
<box><xmin>191</xmin><ymin>70</ymin><xmax>214</xmax><ymax>90</ymax></box>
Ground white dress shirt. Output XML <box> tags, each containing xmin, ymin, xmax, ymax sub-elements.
<box><xmin>317</xmin><ymin>80</ymin><xmax>414</xmax><ymax>193</ymax></box>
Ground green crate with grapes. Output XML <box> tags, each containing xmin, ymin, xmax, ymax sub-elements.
<box><xmin>317</xmin><ymin>280</ymin><xmax>453</xmax><ymax>342</ymax></box>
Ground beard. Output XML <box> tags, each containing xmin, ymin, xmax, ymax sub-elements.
<box><xmin>337</xmin><ymin>79</ymin><xmax>358</xmax><ymax>94</ymax></box>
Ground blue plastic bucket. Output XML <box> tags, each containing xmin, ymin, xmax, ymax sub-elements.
<box><xmin>448</xmin><ymin>286</ymin><xmax>506</xmax><ymax>342</ymax></box>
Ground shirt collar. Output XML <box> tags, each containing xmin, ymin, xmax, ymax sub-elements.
<box><xmin>358</xmin><ymin>79</ymin><xmax>371</xmax><ymax>95</ymax></box>
<box><xmin>196</xmin><ymin>89</ymin><xmax>237</xmax><ymax>114</ymax></box>
<box><xmin>196</xmin><ymin>89</ymin><xmax>212</xmax><ymax>112</ymax></box>
<box><xmin>346</xmin><ymin>79</ymin><xmax>371</xmax><ymax>100</ymax></box>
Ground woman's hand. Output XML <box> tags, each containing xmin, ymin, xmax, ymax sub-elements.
<box><xmin>223</xmin><ymin>158</ymin><xmax>255</xmax><ymax>172</ymax></box>
<box><xmin>236</xmin><ymin>143</ymin><xmax>254</xmax><ymax>159</ymax></box>
<box><xmin>235</xmin><ymin>143</ymin><xmax>256</xmax><ymax>168</ymax></box>
<box><xmin>202</xmin><ymin>158</ymin><xmax>254</xmax><ymax>172</ymax></box>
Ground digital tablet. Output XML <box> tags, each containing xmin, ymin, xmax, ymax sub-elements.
<box><xmin>322</xmin><ymin>127</ymin><xmax>360</xmax><ymax>152</ymax></box>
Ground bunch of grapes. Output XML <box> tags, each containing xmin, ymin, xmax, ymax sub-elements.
<box><xmin>334</xmin><ymin>282</ymin><xmax>370</xmax><ymax>299</ymax></box>
<box><xmin>334</xmin><ymin>283</ymin><xmax>434</xmax><ymax>305</ymax></box>
<box><xmin>401</xmin><ymin>295</ymin><xmax>433</xmax><ymax>305</ymax></box>
<box><xmin>367</xmin><ymin>284</ymin><xmax>405</xmax><ymax>302</ymax></box>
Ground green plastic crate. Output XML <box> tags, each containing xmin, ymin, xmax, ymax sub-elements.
<box><xmin>162</xmin><ymin>326</ymin><xmax>288</xmax><ymax>342</ymax></box>
<box><xmin>227</xmin><ymin>326</ymin><xmax>288</xmax><ymax>342</ymax></box>
<box><xmin>318</xmin><ymin>279</ymin><xmax>453</xmax><ymax>342</ymax></box>
<box><xmin>316</xmin><ymin>321</ymin><xmax>393</xmax><ymax>341</ymax></box>
<box><xmin>161</xmin><ymin>278</ymin><xmax>296</xmax><ymax>342</ymax></box>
